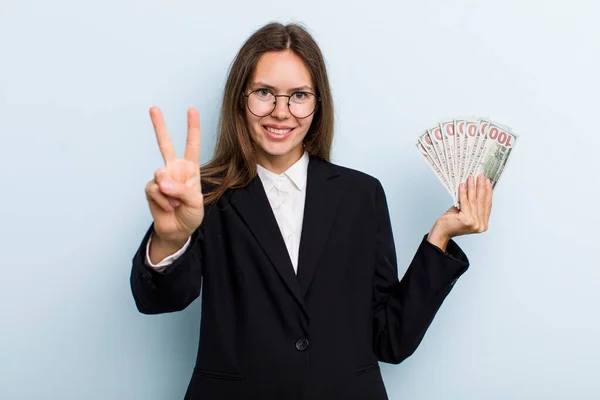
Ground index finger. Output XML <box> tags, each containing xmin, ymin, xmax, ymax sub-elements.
<box><xmin>149</xmin><ymin>106</ymin><xmax>177</xmax><ymax>165</ymax></box>
<box><xmin>184</xmin><ymin>107</ymin><xmax>201</xmax><ymax>165</ymax></box>
<box><xmin>458</xmin><ymin>181</ymin><xmax>471</xmax><ymax>215</ymax></box>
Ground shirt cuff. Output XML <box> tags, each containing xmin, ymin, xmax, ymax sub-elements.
<box><xmin>144</xmin><ymin>232</ymin><xmax>192</xmax><ymax>271</ymax></box>
<box><xmin>422</xmin><ymin>233</ymin><xmax>469</xmax><ymax>265</ymax></box>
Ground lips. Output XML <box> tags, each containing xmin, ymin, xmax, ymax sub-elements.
<box><xmin>265</xmin><ymin>126</ymin><xmax>292</xmax><ymax>135</ymax></box>
<box><xmin>262</xmin><ymin>125</ymin><xmax>295</xmax><ymax>140</ymax></box>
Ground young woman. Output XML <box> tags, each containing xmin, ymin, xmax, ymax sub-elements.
<box><xmin>130</xmin><ymin>22</ymin><xmax>492</xmax><ymax>400</ymax></box>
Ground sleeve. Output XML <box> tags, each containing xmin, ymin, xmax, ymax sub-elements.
<box><xmin>371</xmin><ymin>179</ymin><xmax>469</xmax><ymax>364</ymax></box>
<box><xmin>130</xmin><ymin>222</ymin><xmax>204</xmax><ymax>315</ymax></box>
<box><xmin>145</xmin><ymin>232</ymin><xmax>192</xmax><ymax>272</ymax></box>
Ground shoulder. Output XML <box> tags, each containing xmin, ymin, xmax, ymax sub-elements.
<box><xmin>313</xmin><ymin>157</ymin><xmax>390</xmax><ymax>215</ymax></box>
<box><xmin>312</xmin><ymin>156</ymin><xmax>383</xmax><ymax>192</ymax></box>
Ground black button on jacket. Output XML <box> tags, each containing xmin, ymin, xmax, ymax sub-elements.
<box><xmin>130</xmin><ymin>155</ymin><xmax>469</xmax><ymax>400</ymax></box>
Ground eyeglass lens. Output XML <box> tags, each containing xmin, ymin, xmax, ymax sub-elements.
<box><xmin>246</xmin><ymin>90</ymin><xmax>317</xmax><ymax>118</ymax></box>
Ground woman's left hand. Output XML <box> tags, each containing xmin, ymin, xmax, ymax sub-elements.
<box><xmin>427</xmin><ymin>174</ymin><xmax>493</xmax><ymax>252</ymax></box>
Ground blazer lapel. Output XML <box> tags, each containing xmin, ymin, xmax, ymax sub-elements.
<box><xmin>230</xmin><ymin>176</ymin><xmax>307</xmax><ymax>317</ymax></box>
<box><xmin>297</xmin><ymin>156</ymin><xmax>341</xmax><ymax>298</ymax></box>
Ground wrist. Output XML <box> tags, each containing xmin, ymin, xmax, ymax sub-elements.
<box><xmin>153</xmin><ymin>231</ymin><xmax>190</xmax><ymax>251</ymax></box>
<box><xmin>149</xmin><ymin>231</ymin><xmax>189</xmax><ymax>266</ymax></box>
<box><xmin>427</xmin><ymin>224</ymin><xmax>451</xmax><ymax>252</ymax></box>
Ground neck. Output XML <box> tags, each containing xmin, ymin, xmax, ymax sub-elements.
<box><xmin>257</xmin><ymin>147</ymin><xmax>304</xmax><ymax>175</ymax></box>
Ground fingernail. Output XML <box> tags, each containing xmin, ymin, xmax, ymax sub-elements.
<box><xmin>172</xmin><ymin>199</ymin><xmax>181</xmax><ymax>206</ymax></box>
<box><xmin>161</xmin><ymin>181</ymin><xmax>171</xmax><ymax>191</ymax></box>
<box><xmin>478</xmin><ymin>174</ymin><xmax>484</xmax><ymax>182</ymax></box>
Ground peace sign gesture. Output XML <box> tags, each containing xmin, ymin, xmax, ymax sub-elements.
<box><xmin>145</xmin><ymin>107</ymin><xmax>205</xmax><ymax>248</ymax></box>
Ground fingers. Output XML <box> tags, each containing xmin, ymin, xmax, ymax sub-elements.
<box><xmin>153</xmin><ymin>169</ymin><xmax>182</xmax><ymax>207</ymax></box>
<box><xmin>484</xmin><ymin>178</ymin><xmax>493</xmax><ymax>229</ymax></box>
<box><xmin>457</xmin><ymin>175</ymin><xmax>493</xmax><ymax>236</ymax></box>
<box><xmin>185</xmin><ymin>175</ymin><xmax>202</xmax><ymax>190</ymax></box>
<box><xmin>458</xmin><ymin>181</ymin><xmax>470</xmax><ymax>215</ymax></box>
<box><xmin>160</xmin><ymin>178</ymin><xmax>203</xmax><ymax>207</ymax></box>
<box><xmin>467</xmin><ymin>175</ymin><xmax>477</xmax><ymax>209</ymax></box>
<box><xmin>146</xmin><ymin>180</ymin><xmax>177</xmax><ymax>212</ymax></box>
<box><xmin>476</xmin><ymin>174</ymin><xmax>486</xmax><ymax>231</ymax></box>
<box><xmin>460</xmin><ymin>178</ymin><xmax>480</xmax><ymax>233</ymax></box>
<box><xmin>150</xmin><ymin>106</ymin><xmax>177</xmax><ymax>165</ymax></box>
<box><xmin>154</xmin><ymin>168</ymin><xmax>203</xmax><ymax>208</ymax></box>
<box><xmin>184</xmin><ymin>108</ymin><xmax>201</xmax><ymax>164</ymax></box>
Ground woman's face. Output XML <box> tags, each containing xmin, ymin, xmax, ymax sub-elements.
<box><xmin>244</xmin><ymin>49</ymin><xmax>316</xmax><ymax>168</ymax></box>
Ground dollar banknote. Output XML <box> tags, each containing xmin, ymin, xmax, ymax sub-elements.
<box><xmin>440</xmin><ymin>120</ymin><xmax>457</xmax><ymax>200</ymax></box>
<box><xmin>416</xmin><ymin>118</ymin><xmax>518</xmax><ymax>207</ymax></box>
<box><xmin>418</xmin><ymin>132</ymin><xmax>449</xmax><ymax>186</ymax></box>
<box><xmin>416</xmin><ymin>141</ymin><xmax>454</xmax><ymax>199</ymax></box>
<box><xmin>427</xmin><ymin>125</ymin><xmax>450</xmax><ymax>186</ymax></box>
<box><xmin>469</xmin><ymin>121</ymin><xmax>518</xmax><ymax>189</ymax></box>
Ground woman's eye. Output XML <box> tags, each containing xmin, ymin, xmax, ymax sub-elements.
<box><xmin>257</xmin><ymin>89</ymin><xmax>271</xmax><ymax>97</ymax></box>
<box><xmin>293</xmin><ymin>92</ymin><xmax>307</xmax><ymax>100</ymax></box>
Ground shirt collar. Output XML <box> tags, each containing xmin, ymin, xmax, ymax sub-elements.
<box><xmin>256</xmin><ymin>150</ymin><xmax>309</xmax><ymax>192</ymax></box>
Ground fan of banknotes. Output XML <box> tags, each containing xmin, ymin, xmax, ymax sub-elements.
<box><xmin>416</xmin><ymin>117</ymin><xmax>518</xmax><ymax>208</ymax></box>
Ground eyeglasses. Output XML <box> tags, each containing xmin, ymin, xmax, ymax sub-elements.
<box><xmin>242</xmin><ymin>88</ymin><xmax>320</xmax><ymax>119</ymax></box>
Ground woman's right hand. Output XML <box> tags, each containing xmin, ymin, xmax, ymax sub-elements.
<box><xmin>145</xmin><ymin>106</ymin><xmax>205</xmax><ymax>246</ymax></box>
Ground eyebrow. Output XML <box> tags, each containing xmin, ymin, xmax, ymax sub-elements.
<box><xmin>250</xmin><ymin>81</ymin><xmax>314</xmax><ymax>92</ymax></box>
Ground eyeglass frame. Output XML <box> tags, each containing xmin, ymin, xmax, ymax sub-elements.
<box><xmin>241</xmin><ymin>88</ymin><xmax>321</xmax><ymax>119</ymax></box>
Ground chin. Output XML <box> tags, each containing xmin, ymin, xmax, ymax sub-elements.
<box><xmin>253</xmin><ymin>128</ymin><xmax>302</xmax><ymax>154</ymax></box>
<box><xmin>261</xmin><ymin>143</ymin><xmax>300</xmax><ymax>157</ymax></box>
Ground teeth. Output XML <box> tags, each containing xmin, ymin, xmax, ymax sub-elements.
<box><xmin>266</xmin><ymin>126</ymin><xmax>292</xmax><ymax>135</ymax></box>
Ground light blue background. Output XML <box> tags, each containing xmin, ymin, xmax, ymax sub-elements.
<box><xmin>1</xmin><ymin>0</ymin><xmax>599</xmax><ymax>399</ymax></box>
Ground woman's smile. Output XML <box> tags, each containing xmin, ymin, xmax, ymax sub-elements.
<box><xmin>263</xmin><ymin>124</ymin><xmax>296</xmax><ymax>140</ymax></box>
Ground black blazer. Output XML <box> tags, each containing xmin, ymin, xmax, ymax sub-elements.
<box><xmin>130</xmin><ymin>155</ymin><xmax>469</xmax><ymax>400</ymax></box>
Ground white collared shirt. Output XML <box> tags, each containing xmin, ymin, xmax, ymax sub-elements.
<box><xmin>145</xmin><ymin>151</ymin><xmax>309</xmax><ymax>274</ymax></box>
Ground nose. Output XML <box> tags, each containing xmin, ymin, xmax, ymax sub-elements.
<box><xmin>271</xmin><ymin>96</ymin><xmax>291</xmax><ymax>120</ymax></box>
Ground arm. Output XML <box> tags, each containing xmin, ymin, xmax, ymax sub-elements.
<box><xmin>130</xmin><ymin>222</ymin><xmax>204</xmax><ymax>315</ymax></box>
<box><xmin>145</xmin><ymin>232</ymin><xmax>191</xmax><ymax>271</ymax></box>
<box><xmin>372</xmin><ymin>180</ymin><xmax>469</xmax><ymax>364</ymax></box>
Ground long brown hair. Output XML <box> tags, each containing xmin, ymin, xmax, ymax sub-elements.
<box><xmin>200</xmin><ymin>22</ymin><xmax>335</xmax><ymax>205</ymax></box>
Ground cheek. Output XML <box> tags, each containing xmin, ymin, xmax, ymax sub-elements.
<box><xmin>298</xmin><ymin>117</ymin><xmax>315</xmax><ymax>137</ymax></box>
<box><xmin>244</xmin><ymin>111</ymin><xmax>261</xmax><ymax>133</ymax></box>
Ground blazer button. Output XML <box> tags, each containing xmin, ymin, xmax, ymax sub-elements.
<box><xmin>295</xmin><ymin>338</ymin><xmax>309</xmax><ymax>351</ymax></box>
